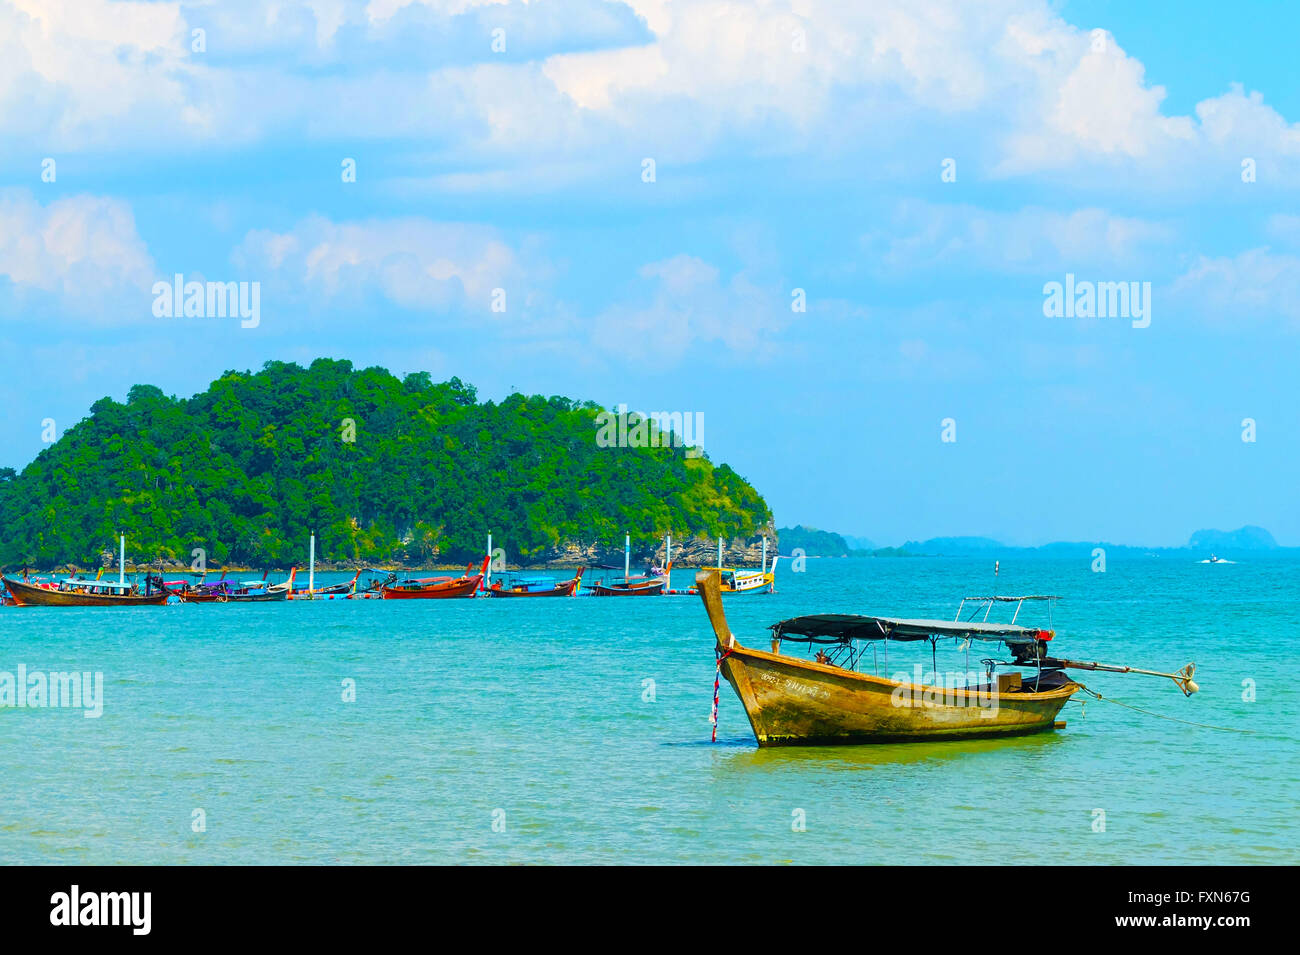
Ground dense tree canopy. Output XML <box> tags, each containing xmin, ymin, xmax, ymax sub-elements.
<box><xmin>0</xmin><ymin>359</ymin><xmax>771</xmax><ymax>569</ymax></box>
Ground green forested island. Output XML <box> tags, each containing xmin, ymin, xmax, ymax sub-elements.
<box><xmin>0</xmin><ymin>359</ymin><xmax>772</xmax><ymax>569</ymax></box>
<box><xmin>776</xmin><ymin>525</ymin><xmax>853</xmax><ymax>557</ymax></box>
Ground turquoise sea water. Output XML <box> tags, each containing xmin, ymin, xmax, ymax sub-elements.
<box><xmin>1</xmin><ymin>557</ymin><xmax>1296</xmax><ymax>865</ymax></box>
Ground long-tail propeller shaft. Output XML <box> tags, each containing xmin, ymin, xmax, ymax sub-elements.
<box><xmin>1042</xmin><ymin>657</ymin><xmax>1199</xmax><ymax>696</ymax></box>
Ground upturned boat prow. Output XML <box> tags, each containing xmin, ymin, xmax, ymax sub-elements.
<box><xmin>696</xmin><ymin>571</ymin><xmax>1196</xmax><ymax>747</ymax></box>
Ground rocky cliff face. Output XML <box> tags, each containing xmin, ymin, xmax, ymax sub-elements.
<box><xmin>84</xmin><ymin>529</ymin><xmax>782</xmax><ymax>573</ymax></box>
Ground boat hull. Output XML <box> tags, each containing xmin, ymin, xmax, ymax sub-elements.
<box><xmin>720</xmin><ymin>645</ymin><xmax>1076</xmax><ymax>746</ymax></box>
<box><xmin>487</xmin><ymin>580</ymin><xmax>580</xmax><ymax>598</ymax></box>
<box><xmin>720</xmin><ymin>573</ymin><xmax>775</xmax><ymax>594</ymax></box>
<box><xmin>591</xmin><ymin>584</ymin><xmax>664</xmax><ymax>596</ymax></box>
<box><xmin>591</xmin><ymin>576</ymin><xmax>666</xmax><ymax>596</ymax></box>
<box><xmin>226</xmin><ymin>589</ymin><xmax>289</xmax><ymax>602</ymax></box>
<box><xmin>177</xmin><ymin>592</ymin><xmax>225</xmax><ymax>603</ymax></box>
<box><xmin>2</xmin><ymin>576</ymin><xmax>170</xmax><ymax>607</ymax></box>
<box><xmin>380</xmin><ymin>575</ymin><xmax>483</xmax><ymax>599</ymax></box>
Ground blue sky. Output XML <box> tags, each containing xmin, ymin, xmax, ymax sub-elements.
<box><xmin>1</xmin><ymin>0</ymin><xmax>1297</xmax><ymax>547</ymax></box>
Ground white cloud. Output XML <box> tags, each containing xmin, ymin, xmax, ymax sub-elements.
<box><xmin>863</xmin><ymin>201</ymin><xmax>1172</xmax><ymax>275</ymax></box>
<box><xmin>1171</xmin><ymin>248</ymin><xmax>1300</xmax><ymax>326</ymax></box>
<box><xmin>0</xmin><ymin>0</ymin><xmax>193</xmax><ymax>148</ymax></box>
<box><xmin>0</xmin><ymin>190</ymin><xmax>155</xmax><ymax>314</ymax></box>
<box><xmin>592</xmin><ymin>252</ymin><xmax>793</xmax><ymax>363</ymax></box>
<box><xmin>5</xmin><ymin>0</ymin><xmax>1300</xmax><ymax>193</ymax></box>
<box><xmin>234</xmin><ymin>215</ymin><xmax>524</xmax><ymax>311</ymax></box>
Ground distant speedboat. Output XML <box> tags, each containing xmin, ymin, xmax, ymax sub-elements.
<box><xmin>1199</xmin><ymin>554</ymin><xmax>1235</xmax><ymax>565</ymax></box>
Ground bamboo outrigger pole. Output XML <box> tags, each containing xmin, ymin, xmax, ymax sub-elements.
<box><xmin>1043</xmin><ymin>656</ymin><xmax>1199</xmax><ymax>696</ymax></box>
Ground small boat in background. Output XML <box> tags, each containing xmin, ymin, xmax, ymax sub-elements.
<box><xmin>701</xmin><ymin>535</ymin><xmax>776</xmax><ymax>594</ymax></box>
<box><xmin>381</xmin><ymin>557</ymin><xmax>489</xmax><ymax>599</ymax></box>
<box><xmin>2</xmin><ymin>573</ymin><xmax>171</xmax><ymax>607</ymax></box>
<box><xmin>180</xmin><ymin>570</ymin><xmax>294</xmax><ymax>602</ymax></box>
<box><xmin>591</xmin><ymin>534</ymin><xmax>669</xmax><ymax>596</ymax></box>
<box><xmin>288</xmin><ymin>534</ymin><xmax>360</xmax><ymax>599</ymax></box>
<box><xmin>2</xmin><ymin>536</ymin><xmax>172</xmax><ymax>606</ymax></box>
<box><xmin>488</xmin><ymin>567</ymin><xmax>584</xmax><ymax>597</ymax></box>
<box><xmin>226</xmin><ymin>575</ymin><xmax>292</xmax><ymax>602</ymax></box>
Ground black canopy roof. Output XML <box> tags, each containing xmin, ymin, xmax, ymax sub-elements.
<box><xmin>770</xmin><ymin>614</ymin><xmax>1047</xmax><ymax>646</ymax></box>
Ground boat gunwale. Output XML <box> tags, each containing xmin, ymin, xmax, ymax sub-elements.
<box><xmin>723</xmin><ymin>640</ymin><xmax>1079</xmax><ymax>704</ymax></box>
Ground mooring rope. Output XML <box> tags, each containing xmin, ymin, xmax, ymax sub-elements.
<box><xmin>711</xmin><ymin>648</ymin><xmax>733</xmax><ymax>742</ymax></box>
<box><xmin>1073</xmin><ymin>681</ymin><xmax>1256</xmax><ymax>734</ymax></box>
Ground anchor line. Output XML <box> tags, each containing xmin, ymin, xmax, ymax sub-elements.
<box><xmin>1073</xmin><ymin>681</ymin><xmax>1256</xmax><ymax>734</ymax></box>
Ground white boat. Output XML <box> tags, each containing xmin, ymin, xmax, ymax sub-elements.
<box><xmin>700</xmin><ymin>536</ymin><xmax>776</xmax><ymax>594</ymax></box>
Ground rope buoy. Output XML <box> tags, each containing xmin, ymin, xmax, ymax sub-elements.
<box><xmin>711</xmin><ymin>648</ymin><xmax>733</xmax><ymax>742</ymax></box>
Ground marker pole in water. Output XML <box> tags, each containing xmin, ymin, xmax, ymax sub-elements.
<box><xmin>624</xmin><ymin>534</ymin><xmax>630</xmax><ymax>580</ymax></box>
<box><xmin>119</xmin><ymin>535</ymin><xmax>125</xmax><ymax>586</ymax></box>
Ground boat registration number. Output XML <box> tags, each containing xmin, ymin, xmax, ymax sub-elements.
<box><xmin>756</xmin><ymin>670</ymin><xmax>830</xmax><ymax>701</ymax></box>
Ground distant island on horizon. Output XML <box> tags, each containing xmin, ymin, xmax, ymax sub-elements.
<box><xmin>777</xmin><ymin>524</ymin><xmax>1291</xmax><ymax>559</ymax></box>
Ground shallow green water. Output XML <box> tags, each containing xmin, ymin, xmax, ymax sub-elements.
<box><xmin>1</xmin><ymin>557</ymin><xmax>1295</xmax><ymax>864</ymax></box>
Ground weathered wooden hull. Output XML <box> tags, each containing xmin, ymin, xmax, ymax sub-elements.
<box><xmin>381</xmin><ymin>574</ymin><xmax>483</xmax><ymax>599</ymax></box>
<box><xmin>591</xmin><ymin>580</ymin><xmax>665</xmax><ymax>596</ymax></box>
<box><xmin>721</xmin><ymin>645</ymin><xmax>1076</xmax><ymax>745</ymax></box>
<box><xmin>2</xmin><ymin>576</ymin><xmax>170</xmax><ymax>607</ymax></box>
<box><xmin>225</xmin><ymin>588</ymin><xmax>289</xmax><ymax>602</ymax></box>
<box><xmin>487</xmin><ymin>579</ymin><xmax>580</xmax><ymax>597</ymax></box>
<box><xmin>177</xmin><ymin>592</ymin><xmax>225</xmax><ymax>603</ymax></box>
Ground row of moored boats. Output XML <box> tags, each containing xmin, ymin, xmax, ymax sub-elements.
<box><xmin>0</xmin><ymin>534</ymin><xmax>778</xmax><ymax>607</ymax></box>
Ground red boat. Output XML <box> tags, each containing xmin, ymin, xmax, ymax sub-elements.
<box><xmin>380</xmin><ymin>557</ymin><xmax>489</xmax><ymax>599</ymax></box>
<box><xmin>590</xmin><ymin>576</ymin><xmax>666</xmax><ymax>596</ymax></box>
<box><xmin>487</xmin><ymin>567</ymin><xmax>584</xmax><ymax>598</ymax></box>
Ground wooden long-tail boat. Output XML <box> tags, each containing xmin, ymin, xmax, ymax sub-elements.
<box><xmin>591</xmin><ymin>574</ymin><xmax>666</xmax><ymax>596</ymax></box>
<box><xmin>591</xmin><ymin>533</ymin><xmax>669</xmax><ymax>596</ymax></box>
<box><xmin>177</xmin><ymin>570</ymin><xmax>293</xmax><ymax>603</ymax></box>
<box><xmin>697</xmin><ymin>572</ymin><xmax>1198</xmax><ymax>746</ymax></box>
<box><xmin>487</xmin><ymin>567</ymin><xmax>584</xmax><ymax>598</ymax></box>
<box><xmin>292</xmin><ymin>569</ymin><xmax>362</xmax><ymax>600</ymax></box>
<box><xmin>2</xmin><ymin>574</ymin><xmax>171</xmax><ymax>607</ymax></box>
<box><xmin>380</xmin><ymin>557</ymin><xmax>489</xmax><ymax>599</ymax></box>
